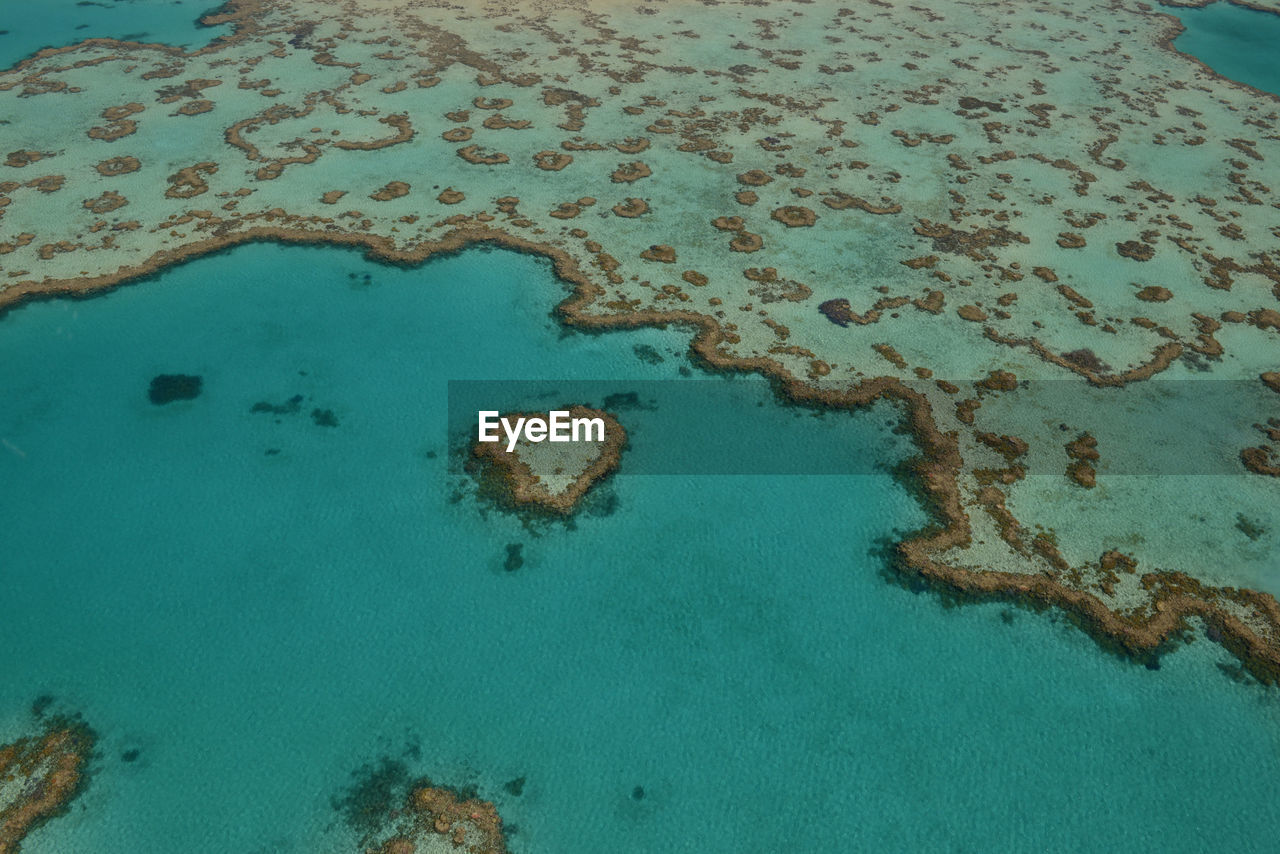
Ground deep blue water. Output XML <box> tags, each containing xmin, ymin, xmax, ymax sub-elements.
<box><xmin>2</xmin><ymin>243</ymin><xmax>1280</xmax><ymax>853</ymax></box>
<box><xmin>1172</xmin><ymin>1</ymin><xmax>1280</xmax><ymax>95</ymax></box>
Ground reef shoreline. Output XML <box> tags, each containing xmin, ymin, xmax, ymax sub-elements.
<box><xmin>1</xmin><ymin>223</ymin><xmax>1278</xmax><ymax>685</ymax></box>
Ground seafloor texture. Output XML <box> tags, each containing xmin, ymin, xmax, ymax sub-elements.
<box><xmin>0</xmin><ymin>0</ymin><xmax>1277</xmax><ymax>681</ymax></box>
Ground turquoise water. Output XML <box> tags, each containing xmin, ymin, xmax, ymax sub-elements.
<box><xmin>3</xmin><ymin>243</ymin><xmax>1280</xmax><ymax>852</ymax></box>
<box><xmin>0</xmin><ymin>0</ymin><xmax>228</xmax><ymax>69</ymax></box>
<box><xmin>1171</xmin><ymin>1</ymin><xmax>1280</xmax><ymax>95</ymax></box>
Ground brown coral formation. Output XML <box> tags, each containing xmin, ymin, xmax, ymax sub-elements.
<box><xmin>399</xmin><ymin>785</ymin><xmax>505</xmax><ymax>854</ymax></box>
<box><xmin>1116</xmin><ymin>240</ymin><xmax>1155</xmax><ymax>261</ymax></box>
<box><xmin>3</xmin><ymin>151</ymin><xmax>48</xmax><ymax>168</ymax></box>
<box><xmin>0</xmin><ymin>718</ymin><xmax>95</xmax><ymax>854</ymax></box>
<box><xmin>610</xmin><ymin>161</ymin><xmax>651</xmax><ymax>183</ymax></box>
<box><xmin>25</xmin><ymin>175</ymin><xmax>64</xmax><ymax>194</ymax></box>
<box><xmin>640</xmin><ymin>244</ymin><xmax>676</xmax><ymax>263</ymax></box>
<box><xmin>164</xmin><ymin>162</ymin><xmax>216</xmax><ymax>199</ymax></box>
<box><xmin>102</xmin><ymin>103</ymin><xmax>144</xmax><ymax>121</ymax></box>
<box><xmin>613</xmin><ymin>136</ymin><xmax>650</xmax><ymax>153</ymax></box>
<box><xmin>533</xmin><ymin>150</ymin><xmax>572</xmax><ymax>171</ymax></box>
<box><xmin>370</xmin><ymin>181</ymin><xmax>410</xmax><ymax>201</ymax></box>
<box><xmin>611</xmin><ymin>197</ymin><xmax>648</xmax><ymax>217</ymax></box>
<box><xmin>94</xmin><ymin>156</ymin><xmax>141</xmax><ymax>177</ymax></box>
<box><xmin>88</xmin><ymin>104</ymin><xmax>143</xmax><ymax>142</ymax></box>
<box><xmin>176</xmin><ymin>99</ymin><xmax>214</xmax><ymax>116</ymax></box>
<box><xmin>481</xmin><ymin>114</ymin><xmax>530</xmax><ymax>130</ymax></box>
<box><xmin>770</xmin><ymin>205</ymin><xmax>817</xmax><ymax>227</ymax></box>
<box><xmin>818</xmin><ymin>299</ymin><xmax>859</xmax><ymax>327</ymax></box>
<box><xmin>1135</xmin><ymin>285</ymin><xmax>1172</xmax><ymax>302</ymax></box>
<box><xmin>1241</xmin><ymin>446</ymin><xmax>1280</xmax><ymax>477</ymax></box>
<box><xmin>437</xmin><ymin>187</ymin><xmax>465</xmax><ymax>205</ymax></box>
<box><xmin>333</xmin><ymin>114</ymin><xmax>414</xmax><ymax>151</ymax></box>
<box><xmin>457</xmin><ymin>145</ymin><xmax>509</xmax><ymax>165</ymax></box>
<box><xmin>83</xmin><ymin>190</ymin><xmax>128</xmax><ymax>214</ymax></box>
<box><xmin>472</xmin><ymin>404</ymin><xmax>626</xmax><ymax>515</ymax></box>
<box><xmin>1066</xmin><ymin>432</ymin><xmax>1100</xmax><ymax>488</ymax></box>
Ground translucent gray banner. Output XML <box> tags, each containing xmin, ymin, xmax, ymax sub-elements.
<box><xmin>447</xmin><ymin>379</ymin><xmax>1280</xmax><ymax>476</ymax></box>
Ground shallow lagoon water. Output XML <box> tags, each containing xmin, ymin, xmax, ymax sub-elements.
<box><xmin>2</xmin><ymin>243</ymin><xmax>1280</xmax><ymax>852</ymax></box>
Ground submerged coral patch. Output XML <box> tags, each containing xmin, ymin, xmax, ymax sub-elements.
<box><xmin>148</xmin><ymin>373</ymin><xmax>202</xmax><ymax>404</ymax></box>
<box><xmin>0</xmin><ymin>715</ymin><xmax>95</xmax><ymax>854</ymax></box>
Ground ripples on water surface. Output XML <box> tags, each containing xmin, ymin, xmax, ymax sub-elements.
<box><xmin>1</xmin><ymin>244</ymin><xmax>1279</xmax><ymax>852</ymax></box>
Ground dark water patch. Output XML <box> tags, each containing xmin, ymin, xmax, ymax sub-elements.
<box><xmin>632</xmin><ymin>785</ymin><xmax>646</xmax><ymax>801</ymax></box>
<box><xmin>1218</xmin><ymin>660</ymin><xmax>1258</xmax><ymax>685</ymax></box>
<box><xmin>632</xmin><ymin>344</ymin><xmax>664</xmax><ymax>364</ymax></box>
<box><xmin>331</xmin><ymin>756</ymin><xmax>412</xmax><ymax>836</ymax></box>
<box><xmin>121</xmin><ymin>748</ymin><xmax>140</xmax><ymax>763</ymax></box>
<box><xmin>503</xmin><ymin>543</ymin><xmax>524</xmax><ymax>572</ymax></box>
<box><xmin>580</xmin><ymin>487</ymin><xmax>620</xmax><ymax>519</ymax></box>
<box><xmin>148</xmin><ymin>373</ymin><xmax>201</xmax><ymax>404</ymax></box>
<box><xmin>503</xmin><ymin>776</ymin><xmax>526</xmax><ymax>796</ymax></box>
<box><xmin>30</xmin><ymin>694</ymin><xmax>55</xmax><ymax>718</ymax></box>
<box><xmin>601</xmin><ymin>390</ymin><xmax>657</xmax><ymax>411</ymax></box>
<box><xmin>311</xmin><ymin>408</ymin><xmax>339</xmax><ymax>427</ymax></box>
<box><xmin>1236</xmin><ymin>513</ymin><xmax>1267</xmax><ymax>541</ymax></box>
<box><xmin>250</xmin><ymin>394</ymin><xmax>303</xmax><ymax>415</ymax></box>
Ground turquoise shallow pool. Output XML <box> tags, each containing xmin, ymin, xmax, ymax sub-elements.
<box><xmin>2</xmin><ymin>242</ymin><xmax>1280</xmax><ymax>853</ymax></box>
